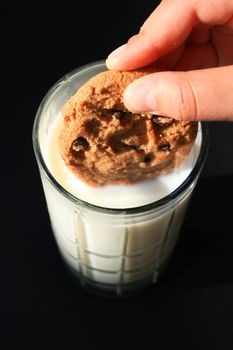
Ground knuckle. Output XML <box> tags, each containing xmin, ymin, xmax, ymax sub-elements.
<box><xmin>174</xmin><ymin>76</ymin><xmax>198</xmax><ymax>121</ymax></box>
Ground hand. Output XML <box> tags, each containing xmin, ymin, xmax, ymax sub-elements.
<box><xmin>106</xmin><ymin>0</ymin><xmax>233</xmax><ymax>121</ymax></box>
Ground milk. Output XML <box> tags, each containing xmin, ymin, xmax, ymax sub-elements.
<box><xmin>39</xmin><ymin>113</ymin><xmax>202</xmax><ymax>294</ymax></box>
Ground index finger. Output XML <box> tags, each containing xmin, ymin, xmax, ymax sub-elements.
<box><xmin>106</xmin><ymin>0</ymin><xmax>197</xmax><ymax>70</ymax></box>
<box><xmin>106</xmin><ymin>0</ymin><xmax>233</xmax><ymax>70</ymax></box>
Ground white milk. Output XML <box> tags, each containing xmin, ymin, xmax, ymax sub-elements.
<box><xmin>40</xmin><ymin>114</ymin><xmax>202</xmax><ymax>293</ymax></box>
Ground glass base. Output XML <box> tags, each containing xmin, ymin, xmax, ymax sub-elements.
<box><xmin>64</xmin><ymin>258</ymin><xmax>171</xmax><ymax>298</ymax></box>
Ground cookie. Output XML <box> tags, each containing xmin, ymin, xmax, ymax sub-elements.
<box><xmin>59</xmin><ymin>70</ymin><xmax>198</xmax><ymax>186</ymax></box>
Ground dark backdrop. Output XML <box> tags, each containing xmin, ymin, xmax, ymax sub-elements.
<box><xmin>1</xmin><ymin>1</ymin><xmax>233</xmax><ymax>347</ymax></box>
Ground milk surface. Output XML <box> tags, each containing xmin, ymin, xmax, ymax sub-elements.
<box><xmin>46</xmin><ymin>113</ymin><xmax>201</xmax><ymax>209</ymax></box>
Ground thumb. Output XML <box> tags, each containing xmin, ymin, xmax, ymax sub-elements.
<box><xmin>123</xmin><ymin>66</ymin><xmax>233</xmax><ymax>121</ymax></box>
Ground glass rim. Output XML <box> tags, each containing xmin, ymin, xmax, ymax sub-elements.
<box><xmin>32</xmin><ymin>60</ymin><xmax>209</xmax><ymax>215</ymax></box>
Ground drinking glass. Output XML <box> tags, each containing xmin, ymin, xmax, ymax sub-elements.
<box><xmin>33</xmin><ymin>61</ymin><xmax>208</xmax><ymax>297</ymax></box>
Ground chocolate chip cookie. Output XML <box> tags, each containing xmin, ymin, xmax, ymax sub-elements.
<box><xmin>59</xmin><ymin>70</ymin><xmax>198</xmax><ymax>186</ymax></box>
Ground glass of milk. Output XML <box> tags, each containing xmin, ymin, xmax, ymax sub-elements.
<box><xmin>33</xmin><ymin>61</ymin><xmax>208</xmax><ymax>297</ymax></box>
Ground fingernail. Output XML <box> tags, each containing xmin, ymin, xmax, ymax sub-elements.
<box><xmin>124</xmin><ymin>81</ymin><xmax>157</xmax><ymax>113</ymax></box>
<box><xmin>108</xmin><ymin>44</ymin><xmax>127</xmax><ymax>59</ymax></box>
<box><xmin>106</xmin><ymin>44</ymin><xmax>127</xmax><ymax>69</ymax></box>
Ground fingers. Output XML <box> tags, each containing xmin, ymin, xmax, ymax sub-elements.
<box><xmin>174</xmin><ymin>42</ymin><xmax>217</xmax><ymax>70</ymax></box>
<box><xmin>106</xmin><ymin>0</ymin><xmax>196</xmax><ymax>70</ymax></box>
<box><xmin>123</xmin><ymin>65</ymin><xmax>233</xmax><ymax>121</ymax></box>
<box><xmin>106</xmin><ymin>0</ymin><xmax>233</xmax><ymax>71</ymax></box>
<box><xmin>187</xmin><ymin>25</ymin><xmax>210</xmax><ymax>44</ymax></box>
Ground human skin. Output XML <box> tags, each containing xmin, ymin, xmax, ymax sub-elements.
<box><xmin>106</xmin><ymin>0</ymin><xmax>233</xmax><ymax>121</ymax></box>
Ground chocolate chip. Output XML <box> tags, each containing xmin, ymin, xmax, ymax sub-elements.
<box><xmin>144</xmin><ymin>154</ymin><xmax>154</xmax><ymax>163</ymax></box>
<box><xmin>72</xmin><ymin>137</ymin><xmax>89</xmax><ymax>152</ymax></box>
<box><xmin>159</xmin><ymin>143</ymin><xmax>171</xmax><ymax>151</ymax></box>
<box><xmin>144</xmin><ymin>156</ymin><xmax>151</xmax><ymax>163</ymax></box>
<box><xmin>84</xmin><ymin>119</ymin><xmax>100</xmax><ymax>136</ymax></box>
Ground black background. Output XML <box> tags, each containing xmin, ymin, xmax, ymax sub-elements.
<box><xmin>1</xmin><ymin>1</ymin><xmax>233</xmax><ymax>346</ymax></box>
